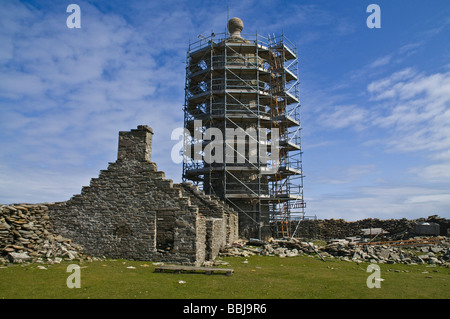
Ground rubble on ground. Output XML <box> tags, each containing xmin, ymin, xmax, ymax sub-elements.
<box><xmin>219</xmin><ymin>236</ymin><xmax>450</xmax><ymax>267</ymax></box>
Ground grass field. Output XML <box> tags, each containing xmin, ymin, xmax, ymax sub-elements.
<box><xmin>1</xmin><ymin>255</ymin><xmax>449</xmax><ymax>299</ymax></box>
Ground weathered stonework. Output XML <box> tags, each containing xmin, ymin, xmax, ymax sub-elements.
<box><xmin>286</xmin><ymin>215</ymin><xmax>450</xmax><ymax>240</ymax></box>
<box><xmin>0</xmin><ymin>203</ymin><xmax>85</xmax><ymax>264</ymax></box>
<box><xmin>0</xmin><ymin>125</ymin><xmax>238</xmax><ymax>266</ymax></box>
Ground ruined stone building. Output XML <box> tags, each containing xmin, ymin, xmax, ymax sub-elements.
<box><xmin>0</xmin><ymin>125</ymin><xmax>238</xmax><ymax>266</ymax></box>
<box><xmin>50</xmin><ymin>125</ymin><xmax>238</xmax><ymax>265</ymax></box>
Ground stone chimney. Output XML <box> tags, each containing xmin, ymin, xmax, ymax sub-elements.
<box><xmin>117</xmin><ymin>125</ymin><xmax>154</xmax><ymax>162</ymax></box>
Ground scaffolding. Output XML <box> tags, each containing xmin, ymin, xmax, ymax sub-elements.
<box><xmin>182</xmin><ymin>19</ymin><xmax>305</xmax><ymax>239</ymax></box>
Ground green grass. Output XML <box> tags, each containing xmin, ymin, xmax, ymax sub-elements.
<box><xmin>1</xmin><ymin>255</ymin><xmax>449</xmax><ymax>299</ymax></box>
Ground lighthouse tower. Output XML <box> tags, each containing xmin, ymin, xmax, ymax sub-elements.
<box><xmin>182</xmin><ymin>18</ymin><xmax>305</xmax><ymax>239</ymax></box>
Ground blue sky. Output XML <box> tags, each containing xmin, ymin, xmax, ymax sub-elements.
<box><xmin>1</xmin><ymin>0</ymin><xmax>449</xmax><ymax>221</ymax></box>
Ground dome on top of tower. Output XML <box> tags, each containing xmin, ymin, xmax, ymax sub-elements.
<box><xmin>228</xmin><ymin>17</ymin><xmax>243</xmax><ymax>35</ymax></box>
<box><xmin>227</xmin><ymin>17</ymin><xmax>245</xmax><ymax>40</ymax></box>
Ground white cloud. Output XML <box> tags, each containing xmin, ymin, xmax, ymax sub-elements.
<box><xmin>314</xmin><ymin>164</ymin><xmax>378</xmax><ymax>185</ymax></box>
<box><xmin>0</xmin><ymin>1</ymin><xmax>188</xmax><ymax>203</ymax></box>
<box><xmin>317</xmin><ymin>104</ymin><xmax>370</xmax><ymax>131</ymax></box>
<box><xmin>307</xmin><ymin>68</ymin><xmax>450</xmax><ymax>220</ymax></box>
<box><xmin>368</xmin><ymin>70</ymin><xmax>450</xmax><ymax>155</ymax></box>
<box><xmin>308</xmin><ymin>185</ymin><xmax>449</xmax><ymax>221</ymax></box>
<box><xmin>368</xmin><ymin>55</ymin><xmax>392</xmax><ymax>69</ymax></box>
<box><xmin>367</xmin><ymin>68</ymin><xmax>417</xmax><ymax>100</ymax></box>
<box><xmin>413</xmin><ymin>161</ymin><xmax>450</xmax><ymax>182</ymax></box>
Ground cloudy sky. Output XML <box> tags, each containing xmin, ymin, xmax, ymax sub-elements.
<box><xmin>1</xmin><ymin>0</ymin><xmax>449</xmax><ymax>221</ymax></box>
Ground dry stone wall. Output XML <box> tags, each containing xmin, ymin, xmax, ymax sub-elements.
<box><xmin>290</xmin><ymin>216</ymin><xmax>449</xmax><ymax>240</ymax></box>
<box><xmin>0</xmin><ymin>204</ymin><xmax>84</xmax><ymax>264</ymax></box>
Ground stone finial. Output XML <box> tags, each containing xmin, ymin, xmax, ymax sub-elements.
<box><xmin>117</xmin><ymin>125</ymin><xmax>154</xmax><ymax>162</ymax></box>
<box><xmin>227</xmin><ymin>17</ymin><xmax>244</xmax><ymax>37</ymax></box>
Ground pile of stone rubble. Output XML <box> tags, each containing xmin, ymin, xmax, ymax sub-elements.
<box><xmin>0</xmin><ymin>204</ymin><xmax>85</xmax><ymax>265</ymax></box>
<box><xmin>220</xmin><ymin>237</ymin><xmax>450</xmax><ymax>267</ymax></box>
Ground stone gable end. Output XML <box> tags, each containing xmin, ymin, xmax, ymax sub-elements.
<box><xmin>3</xmin><ymin>125</ymin><xmax>238</xmax><ymax>266</ymax></box>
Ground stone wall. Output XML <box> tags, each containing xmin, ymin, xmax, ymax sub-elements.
<box><xmin>50</xmin><ymin>157</ymin><xmax>197</xmax><ymax>263</ymax></box>
<box><xmin>180</xmin><ymin>182</ymin><xmax>239</xmax><ymax>245</ymax></box>
<box><xmin>0</xmin><ymin>204</ymin><xmax>84</xmax><ymax>264</ymax></box>
<box><xmin>289</xmin><ymin>215</ymin><xmax>450</xmax><ymax>240</ymax></box>
<box><xmin>1</xmin><ymin>125</ymin><xmax>238</xmax><ymax>266</ymax></box>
